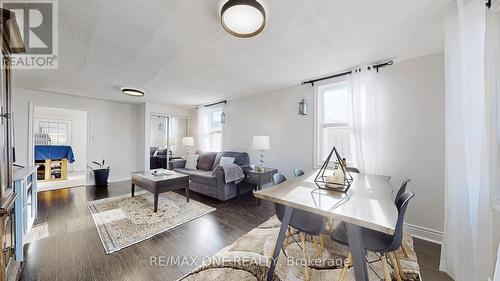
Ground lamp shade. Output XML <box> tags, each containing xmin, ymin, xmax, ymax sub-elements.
<box><xmin>182</xmin><ymin>137</ymin><xmax>194</xmax><ymax>146</ymax></box>
<box><xmin>252</xmin><ymin>136</ymin><xmax>270</xmax><ymax>150</ymax></box>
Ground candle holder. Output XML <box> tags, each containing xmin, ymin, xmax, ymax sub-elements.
<box><xmin>314</xmin><ymin>147</ymin><xmax>353</xmax><ymax>192</ymax></box>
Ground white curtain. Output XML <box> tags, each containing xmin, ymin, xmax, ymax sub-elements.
<box><xmin>440</xmin><ymin>1</ymin><xmax>496</xmax><ymax>280</ymax></box>
<box><xmin>486</xmin><ymin>1</ymin><xmax>500</xmax><ymax>212</ymax></box>
<box><xmin>350</xmin><ymin>66</ymin><xmax>379</xmax><ymax>174</ymax></box>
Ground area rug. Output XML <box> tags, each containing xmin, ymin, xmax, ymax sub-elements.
<box><xmin>180</xmin><ymin>216</ymin><xmax>421</xmax><ymax>281</ymax></box>
<box><xmin>88</xmin><ymin>191</ymin><xmax>215</xmax><ymax>254</ymax></box>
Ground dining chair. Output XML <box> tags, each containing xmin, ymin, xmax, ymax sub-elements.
<box><xmin>272</xmin><ymin>173</ymin><xmax>326</xmax><ymax>281</ymax></box>
<box><xmin>294</xmin><ymin>168</ymin><xmax>305</xmax><ymax>177</ymax></box>
<box><xmin>346</xmin><ymin>166</ymin><xmax>360</xmax><ymax>173</ymax></box>
<box><xmin>332</xmin><ymin>191</ymin><xmax>415</xmax><ymax>281</ymax></box>
<box><xmin>393</xmin><ymin>178</ymin><xmax>411</xmax><ymax>258</ymax></box>
<box><xmin>394</xmin><ymin>178</ymin><xmax>411</xmax><ymax>203</ymax></box>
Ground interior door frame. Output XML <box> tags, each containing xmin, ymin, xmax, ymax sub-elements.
<box><xmin>28</xmin><ymin>103</ymin><xmax>91</xmax><ymax>184</ymax></box>
<box><xmin>149</xmin><ymin>112</ymin><xmax>189</xmax><ymax>169</ymax></box>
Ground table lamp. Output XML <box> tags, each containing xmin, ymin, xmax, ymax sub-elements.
<box><xmin>252</xmin><ymin>136</ymin><xmax>270</xmax><ymax>173</ymax></box>
<box><xmin>182</xmin><ymin>137</ymin><xmax>194</xmax><ymax>156</ymax></box>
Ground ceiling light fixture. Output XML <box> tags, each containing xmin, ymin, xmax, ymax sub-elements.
<box><xmin>121</xmin><ymin>88</ymin><xmax>145</xmax><ymax>97</ymax></box>
<box><xmin>220</xmin><ymin>0</ymin><xmax>266</xmax><ymax>38</ymax></box>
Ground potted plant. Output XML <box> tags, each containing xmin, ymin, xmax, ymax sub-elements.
<box><xmin>89</xmin><ymin>160</ymin><xmax>110</xmax><ymax>186</ymax></box>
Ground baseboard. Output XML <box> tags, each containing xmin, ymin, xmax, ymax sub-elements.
<box><xmin>108</xmin><ymin>175</ymin><xmax>131</xmax><ymax>183</ymax></box>
<box><xmin>404</xmin><ymin>223</ymin><xmax>443</xmax><ymax>244</ymax></box>
<box><xmin>86</xmin><ymin>175</ymin><xmax>131</xmax><ymax>186</ymax></box>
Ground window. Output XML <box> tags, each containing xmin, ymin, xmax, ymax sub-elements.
<box><xmin>315</xmin><ymin>78</ymin><xmax>353</xmax><ymax>166</ymax></box>
<box><xmin>209</xmin><ymin>110</ymin><xmax>223</xmax><ymax>151</ymax></box>
<box><xmin>197</xmin><ymin>108</ymin><xmax>224</xmax><ymax>152</ymax></box>
<box><xmin>38</xmin><ymin>120</ymin><xmax>71</xmax><ymax>145</ymax></box>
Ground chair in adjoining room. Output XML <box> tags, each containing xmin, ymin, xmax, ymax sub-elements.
<box><xmin>332</xmin><ymin>191</ymin><xmax>415</xmax><ymax>281</ymax></box>
<box><xmin>272</xmin><ymin>173</ymin><xmax>326</xmax><ymax>281</ymax></box>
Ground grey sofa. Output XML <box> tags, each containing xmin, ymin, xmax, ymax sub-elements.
<box><xmin>169</xmin><ymin>151</ymin><xmax>250</xmax><ymax>201</ymax></box>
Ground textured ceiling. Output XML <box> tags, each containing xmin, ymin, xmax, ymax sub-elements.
<box><xmin>12</xmin><ymin>0</ymin><xmax>446</xmax><ymax>107</ymax></box>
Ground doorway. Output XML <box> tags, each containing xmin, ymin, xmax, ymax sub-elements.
<box><xmin>32</xmin><ymin>106</ymin><xmax>88</xmax><ymax>191</ymax></box>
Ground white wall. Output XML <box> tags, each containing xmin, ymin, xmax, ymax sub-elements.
<box><xmin>13</xmin><ymin>88</ymin><xmax>141</xmax><ymax>183</ymax></box>
<box><xmin>33</xmin><ymin>106</ymin><xmax>87</xmax><ymax>172</ymax></box>
<box><xmin>375</xmin><ymin>52</ymin><xmax>445</xmax><ymax>239</ymax></box>
<box><xmin>219</xmin><ymin>52</ymin><xmax>445</xmax><ymax>241</ymax></box>
<box><xmin>223</xmin><ymin>85</ymin><xmax>314</xmax><ymax>178</ymax></box>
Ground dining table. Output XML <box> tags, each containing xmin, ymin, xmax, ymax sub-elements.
<box><xmin>253</xmin><ymin>169</ymin><xmax>398</xmax><ymax>281</ymax></box>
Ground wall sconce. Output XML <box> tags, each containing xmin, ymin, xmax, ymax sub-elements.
<box><xmin>221</xmin><ymin>111</ymin><xmax>226</xmax><ymax>123</ymax></box>
<box><xmin>298</xmin><ymin>97</ymin><xmax>308</xmax><ymax>115</ymax></box>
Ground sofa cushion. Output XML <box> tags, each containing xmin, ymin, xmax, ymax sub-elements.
<box><xmin>197</xmin><ymin>152</ymin><xmax>217</xmax><ymax>171</ymax></box>
<box><xmin>175</xmin><ymin>168</ymin><xmax>217</xmax><ymax>187</ymax></box>
<box><xmin>150</xmin><ymin>147</ymin><xmax>158</xmax><ymax>156</ymax></box>
<box><xmin>212</xmin><ymin>151</ymin><xmax>250</xmax><ymax>170</ymax></box>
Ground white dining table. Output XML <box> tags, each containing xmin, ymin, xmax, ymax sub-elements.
<box><xmin>253</xmin><ymin>169</ymin><xmax>398</xmax><ymax>281</ymax></box>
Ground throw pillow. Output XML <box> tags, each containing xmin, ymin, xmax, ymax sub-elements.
<box><xmin>185</xmin><ymin>155</ymin><xmax>199</xmax><ymax>170</ymax></box>
<box><xmin>219</xmin><ymin>156</ymin><xmax>235</xmax><ymax>167</ymax></box>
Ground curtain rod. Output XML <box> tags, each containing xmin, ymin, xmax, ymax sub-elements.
<box><xmin>301</xmin><ymin>60</ymin><xmax>394</xmax><ymax>86</ymax></box>
<box><xmin>204</xmin><ymin>100</ymin><xmax>227</xmax><ymax>107</ymax></box>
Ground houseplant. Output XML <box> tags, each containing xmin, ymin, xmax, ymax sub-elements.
<box><xmin>89</xmin><ymin>160</ymin><xmax>110</xmax><ymax>186</ymax></box>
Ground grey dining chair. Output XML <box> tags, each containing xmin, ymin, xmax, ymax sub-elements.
<box><xmin>272</xmin><ymin>173</ymin><xmax>326</xmax><ymax>281</ymax></box>
<box><xmin>332</xmin><ymin>191</ymin><xmax>415</xmax><ymax>281</ymax></box>
<box><xmin>346</xmin><ymin>166</ymin><xmax>360</xmax><ymax>173</ymax></box>
<box><xmin>394</xmin><ymin>178</ymin><xmax>411</xmax><ymax>204</ymax></box>
<box><xmin>294</xmin><ymin>168</ymin><xmax>305</xmax><ymax>177</ymax></box>
<box><xmin>393</xmin><ymin>178</ymin><xmax>411</xmax><ymax>259</ymax></box>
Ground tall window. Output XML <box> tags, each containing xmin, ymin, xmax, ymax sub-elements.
<box><xmin>197</xmin><ymin>107</ymin><xmax>224</xmax><ymax>152</ymax></box>
<box><xmin>209</xmin><ymin>110</ymin><xmax>223</xmax><ymax>151</ymax></box>
<box><xmin>315</xmin><ymin>78</ymin><xmax>353</xmax><ymax>166</ymax></box>
<box><xmin>38</xmin><ymin>120</ymin><xmax>71</xmax><ymax>145</ymax></box>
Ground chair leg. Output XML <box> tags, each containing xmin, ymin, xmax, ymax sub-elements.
<box><xmin>300</xmin><ymin>233</ymin><xmax>310</xmax><ymax>281</ymax></box>
<box><xmin>394</xmin><ymin>251</ymin><xmax>404</xmax><ymax>278</ymax></box>
<box><xmin>381</xmin><ymin>254</ymin><xmax>391</xmax><ymax>281</ymax></box>
<box><xmin>338</xmin><ymin>253</ymin><xmax>351</xmax><ymax>281</ymax></box>
<box><xmin>401</xmin><ymin>243</ymin><xmax>410</xmax><ymax>258</ymax></box>
<box><xmin>284</xmin><ymin>227</ymin><xmax>291</xmax><ymax>248</ymax></box>
<box><xmin>312</xmin><ymin>236</ymin><xmax>322</xmax><ymax>257</ymax></box>
<box><xmin>388</xmin><ymin>252</ymin><xmax>403</xmax><ymax>281</ymax></box>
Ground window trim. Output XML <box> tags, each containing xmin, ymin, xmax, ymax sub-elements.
<box><xmin>314</xmin><ymin>76</ymin><xmax>352</xmax><ymax>167</ymax></box>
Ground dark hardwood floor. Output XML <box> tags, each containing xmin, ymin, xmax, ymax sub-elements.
<box><xmin>21</xmin><ymin>181</ymin><xmax>452</xmax><ymax>281</ymax></box>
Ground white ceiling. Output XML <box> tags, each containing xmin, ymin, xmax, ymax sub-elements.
<box><xmin>12</xmin><ymin>0</ymin><xmax>446</xmax><ymax>107</ymax></box>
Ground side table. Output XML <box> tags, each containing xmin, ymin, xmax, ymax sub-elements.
<box><xmin>242</xmin><ymin>167</ymin><xmax>278</xmax><ymax>204</ymax></box>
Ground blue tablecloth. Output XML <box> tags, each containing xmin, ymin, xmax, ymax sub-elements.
<box><xmin>35</xmin><ymin>145</ymin><xmax>75</xmax><ymax>163</ymax></box>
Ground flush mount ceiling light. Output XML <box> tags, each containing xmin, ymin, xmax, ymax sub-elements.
<box><xmin>121</xmin><ymin>88</ymin><xmax>145</xmax><ymax>97</ymax></box>
<box><xmin>220</xmin><ymin>0</ymin><xmax>266</xmax><ymax>38</ymax></box>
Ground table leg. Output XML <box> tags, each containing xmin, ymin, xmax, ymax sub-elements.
<box><xmin>185</xmin><ymin>185</ymin><xmax>190</xmax><ymax>202</ymax></box>
<box><xmin>346</xmin><ymin>223</ymin><xmax>369</xmax><ymax>281</ymax></box>
<box><xmin>154</xmin><ymin>193</ymin><xmax>159</xmax><ymax>212</ymax></box>
<box><xmin>266</xmin><ymin>206</ymin><xmax>292</xmax><ymax>281</ymax></box>
<box><xmin>131</xmin><ymin>183</ymin><xmax>135</xmax><ymax>197</ymax></box>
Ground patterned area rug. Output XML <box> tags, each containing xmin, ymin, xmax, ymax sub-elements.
<box><xmin>181</xmin><ymin>216</ymin><xmax>421</xmax><ymax>281</ymax></box>
<box><xmin>88</xmin><ymin>191</ymin><xmax>215</xmax><ymax>254</ymax></box>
